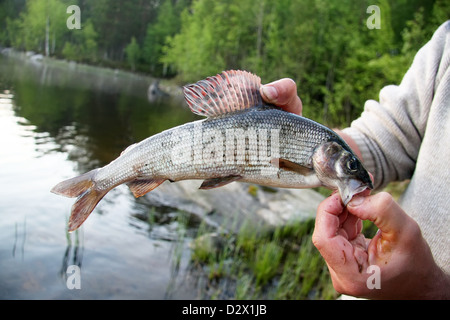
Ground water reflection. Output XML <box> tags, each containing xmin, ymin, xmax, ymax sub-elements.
<box><xmin>59</xmin><ymin>231</ymin><xmax>84</xmax><ymax>285</ymax></box>
<box><xmin>1</xmin><ymin>52</ymin><xmax>198</xmax><ymax>170</ymax></box>
<box><xmin>0</xmin><ymin>53</ymin><xmax>202</xmax><ymax>299</ymax></box>
<box><xmin>12</xmin><ymin>219</ymin><xmax>26</xmax><ymax>260</ymax></box>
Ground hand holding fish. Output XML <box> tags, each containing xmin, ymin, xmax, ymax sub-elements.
<box><xmin>260</xmin><ymin>78</ymin><xmax>303</xmax><ymax>115</ymax></box>
<box><xmin>261</xmin><ymin>78</ymin><xmax>450</xmax><ymax>299</ymax></box>
<box><xmin>313</xmin><ymin>191</ymin><xmax>449</xmax><ymax>299</ymax></box>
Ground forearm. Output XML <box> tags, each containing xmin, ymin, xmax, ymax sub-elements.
<box><xmin>340</xmin><ymin>22</ymin><xmax>449</xmax><ymax>190</ymax></box>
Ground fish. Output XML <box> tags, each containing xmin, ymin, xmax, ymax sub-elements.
<box><xmin>51</xmin><ymin>70</ymin><xmax>373</xmax><ymax>232</ymax></box>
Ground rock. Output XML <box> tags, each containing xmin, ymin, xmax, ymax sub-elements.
<box><xmin>189</xmin><ymin>232</ymin><xmax>227</xmax><ymax>258</ymax></box>
<box><xmin>147</xmin><ymin>80</ymin><xmax>169</xmax><ymax>103</ymax></box>
<box><xmin>139</xmin><ymin>180</ymin><xmax>325</xmax><ymax>233</ymax></box>
<box><xmin>1</xmin><ymin>47</ymin><xmax>13</xmax><ymax>56</ymax></box>
<box><xmin>30</xmin><ymin>54</ymin><xmax>44</xmax><ymax>64</ymax></box>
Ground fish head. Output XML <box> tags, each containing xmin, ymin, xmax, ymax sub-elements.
<box><xmin>312</xmin><ymin>141</ymin><xmax>373</xmax><ymax>205</ymax></box>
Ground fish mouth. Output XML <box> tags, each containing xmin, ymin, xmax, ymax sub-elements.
<box><xmin>338</xmin><ymin>179</ymin><xmax>371</xmax><ymax>206</ymax></box>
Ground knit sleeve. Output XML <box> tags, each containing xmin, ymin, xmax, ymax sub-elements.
<box><xmin>342</xmin><ymin>21</ymin><xmax>450</xmax><ymax>190</ymax></box>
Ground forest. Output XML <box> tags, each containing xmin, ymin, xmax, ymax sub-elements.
<box><xmin>1</xmin><ymin>0</ymin><xmax>449</xmax><ymax>125</ymax></box>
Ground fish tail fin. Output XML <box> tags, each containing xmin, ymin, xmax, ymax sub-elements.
<box><xmin>51</xmin><ymin>169</ymin><xmax>107</xmax><ymax>232</ymax></box>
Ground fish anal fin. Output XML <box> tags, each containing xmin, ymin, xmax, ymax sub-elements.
<box><xmin>271</xmin><ymin>158</ymin><xmax>314</xmax><ymax>176</ymax></box>
<box><xmin>199</xmin><ymin>175</ymin><xmax>242</xmax><ymax>190</ymax></box>
<box><xmin>127</xmin><ymin>178</ymin><xmax>166</xmax><ymax>198</ymax></box>
<box><xmin>183</xmin><ymin>70</ymin><xmax>263</xmax><ymax>117</ymax></box>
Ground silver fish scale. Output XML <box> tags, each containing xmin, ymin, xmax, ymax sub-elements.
<box><xmin>95</xmin><ymin>106</ymin><xmax>338</xmax><ymax>190</ymax></box>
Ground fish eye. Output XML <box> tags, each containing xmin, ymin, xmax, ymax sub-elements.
<box><xmin>346</xmin><ymin>158</ymin><xmax>358</xmax><ymax>172</ymax></box>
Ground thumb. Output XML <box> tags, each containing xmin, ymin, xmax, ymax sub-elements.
<box><xmin>260</xmin><ymin>78</ymin><xmax>302</xmax><ymax>115</ymax></box>
<box><xmin>347</xmin><ymin>192</ymin><xmax>414</xmax><ymax>259</ymax></box>
<box><xmin>347</xmin><ymin>192</ymin><xmax>404</xmax><ymax>241</ymax></box>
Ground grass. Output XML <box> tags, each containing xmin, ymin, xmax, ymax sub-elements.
<box><xmin>189</xmin><ymin>217</ymin><xmax>338</xmax><ymax>300</ymax></box>
<box><xmin>253</xmin><ymin>242</ymin><xmax>283</xmax><ymax>286</ymax></box>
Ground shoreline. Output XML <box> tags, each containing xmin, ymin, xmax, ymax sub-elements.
<box><xmin>0</xmin><ymin>46</ymin><xmax>185</xmax><ymax>101</ymax></box>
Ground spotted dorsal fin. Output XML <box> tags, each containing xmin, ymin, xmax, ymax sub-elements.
<box><xmin>183</xmin><ymin>70</ymin><xmax>262</xmax><ymax>117</ymax></box>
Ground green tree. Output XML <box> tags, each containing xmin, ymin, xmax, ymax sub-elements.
<box><xmin>162</xmin><ymin>0</ymin><xmax>223</xmax><ymax>81</ymax></box>
<box><xmin>62</xmin><ymin>19</ymin><xmax>98</xmax><ymax>62</ymax></box>
<box><xmin>124</xmin><ymin>36</ymin><xmax>140</xmax><ymax>71</ymax></box>
<box><xmin>0</xmin><ymin>0</ymin><xmax>26</xmax><ymax>45</ymax></box>
<box><xmin>328</xmin><ymin>0</ymin><xmax>398</xmax><ymax>125</ymax></box>
<box><xmin>87</xmin><ymin>0</ymin><xmax>157</xmax><ymax>62</ymax></box>
<box><xmin>7</xmin><ymin>0</ymin><xmax>68</xmax><ymax>55</ymax></box>
<box><xmin>429</xmin><ymin>0</ymin><xmax>450</xmax><ymax>27</ymax></box>
<box><xmin>162</xmin><ymin>0</ymin><xmax>261</xmax><ymax>82</ymax></box>
<box><xmin>142</xmin><ymin>0</ymin><xmax>188</xmax><ymax>76</ymax></box>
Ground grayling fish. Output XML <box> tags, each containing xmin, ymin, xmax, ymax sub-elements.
<box><xmin>51</xmin><ymin>70</ymin><xmax>373</xmax><ymax>231</ymax></box>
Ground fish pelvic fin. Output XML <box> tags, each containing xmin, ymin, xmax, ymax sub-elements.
<box><xmin>199</xmin><ymin>175</ymin><xmax>242</xmax><ymax>189</ymax></box>
<box><xmin>51</xmin><ymin>169</ymin><xmax>107</xmax><ymax>232</ymax></box>
<box><xmin>183</xmin><ymin>70</ymin><xmax>263</xmax><ymax>117</ymax></box>
<box><xmin>127</xmin><ymin>178</ymin><xmax>166</xmax><ymax>197</ymax></box>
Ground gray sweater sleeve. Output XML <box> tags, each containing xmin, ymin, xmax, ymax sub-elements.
<box><xmin>342</xmin><ymin>21</ymin><xmax>450</xmax><ymax>190</ymax></box>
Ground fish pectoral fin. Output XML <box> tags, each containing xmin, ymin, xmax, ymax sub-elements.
<box><xmin>127</xmin><ymin>178</ymin><xmax>166</xmax><ymax>198</ymax></box>
<box><xmin>199</xmin><ymin>175</ymin><xmax>242</xmax><ymax>190</ymax></box>
<box><xmin>271</xmin><ymin>158</ymin><xmax>314</xmax><ymax>175</ymax></box>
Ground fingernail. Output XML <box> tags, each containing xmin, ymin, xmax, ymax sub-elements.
<box><xmin>261</xmin><ymin>86</ymin><xmax>278</xmax><ymax>102</ymax></box>
<box><xmin>348</xmin><ymin>196</ymin><xmax>364</xmax><ymax>207</ymax></box>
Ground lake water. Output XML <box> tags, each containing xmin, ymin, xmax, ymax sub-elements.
<box><xmin>0</xmin><ymin>52</ymin><xmax>205</xmax><ymax>299</ymax></box>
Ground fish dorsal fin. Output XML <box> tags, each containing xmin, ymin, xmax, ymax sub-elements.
<box><xmin>183</xmin><ymin>70</ymin><xmax>262</xmax><ymax>117</ymax></box>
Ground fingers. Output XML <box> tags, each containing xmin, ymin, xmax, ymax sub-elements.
<box><xmin>347</xmin><ymin>192</ymin><xmax>404</xmax><ymax>243</ymax></box>
<box><xmin>313</xmin><ymin>192</ymin><xmax>364</xmax><ymax>242</ymax></box>
<box><xmin>340</xmin><ymin>185</ymin><xmax>371</xmax><ymax>239</ymax></box>
<box><xmin>313</xmin><ymin>193</ymin><xmax>344</xmax><ymax>241</ymax></box>
<box><xmin>312</xmin><ymin>193</ymin><xmax>358</xmax><ymax>269</ymax></box>
<box><xmin>313</xmin><ymin>192</ymin><xmax>373</xmax><ymax>289</ymax></box>
<box><xmin>347</xmin><ymin>191</ymin><xmax>421</xmax><ymax>264</ymax></box>
<box><xmin>314</xmin><ymin>189</ymin><xmax>429</xmax><ymax>298</ymax></box>
<box><xmin>341</xmin><ymin>211</ymin><xmax>362</xmax><ymax>240</ymax></box>
<box><xmin>260</xmin><ymin>78</ymin><xmax>302</xmax><ymax>115</ymax></box>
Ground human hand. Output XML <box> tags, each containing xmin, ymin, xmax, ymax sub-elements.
<box><xmin>260</xmin><ymin>78</ymin><xmax>302</xmax><ymax>115</ymax></box>
<box><xmin>313</xmin><ymin>191</ymin><xmax>450</xmax><ymax>299</ymax></box>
